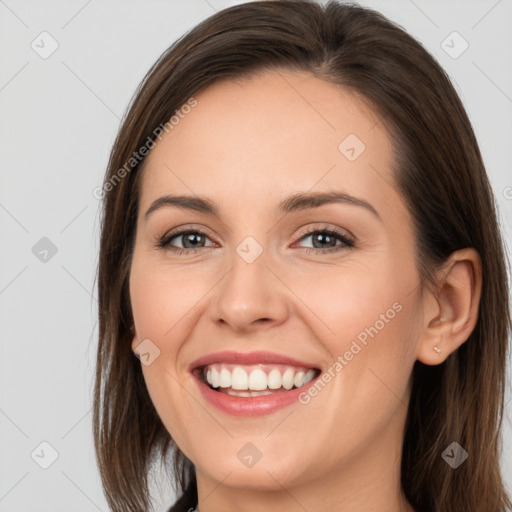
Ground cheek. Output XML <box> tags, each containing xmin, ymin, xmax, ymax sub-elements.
<box><xmin>129</xmin><ymin>261</ymin><xmax>221</xmax><ymax>429</ymax></box>
<box><xmin>291</xmin><ymin>259</ymin><xmax>403</xmax><ymax>343</ymax></box>
<box><xmin>292</xmin><ymin>257</ymin><xmax>418</xmax><ymax>397</ymax></box>
<box><xmin>129</xmin><ymin>261</ymin><xmax>210</xmax><ymax>340</ymax></box>
<box><xmin>139</xmin><ymin>366</ymin><xmax>194</xmax><ymax>441</ymax></box>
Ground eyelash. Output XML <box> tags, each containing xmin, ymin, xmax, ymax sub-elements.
<box><xmin>156</xmin><ymin>225</ymin><xmax>355</xmax><ymax>256</ymax></box>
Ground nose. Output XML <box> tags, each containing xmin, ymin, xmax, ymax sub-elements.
<box><xmin>209</xmin><ymin>244</ymin><xmax>289</xmax><ymax>333</ymax></box>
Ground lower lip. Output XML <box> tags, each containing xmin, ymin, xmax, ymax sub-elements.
<box><xmin>191</xmin><ymin>370</ymin><xmax>320</xmax><ymax>417</ymax></box>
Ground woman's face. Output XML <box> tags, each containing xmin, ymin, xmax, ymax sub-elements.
<box><xmin>129</xmin><ymin>70</ymin><xmax>425</xmax><ymax>494</ymax></box>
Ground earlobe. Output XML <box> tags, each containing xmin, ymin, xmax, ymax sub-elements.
<box><xmin>417</xmin><ymin>314</ymin><xmax>448</xmax><ymax>365</ymax></box>
<box><xmin>416</xmin><ymin>248</ymin><xmax>482</xmax><ymax>366</ymax></box>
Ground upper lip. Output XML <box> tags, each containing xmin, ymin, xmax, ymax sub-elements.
<box><xmin>189</xmin><ymin>350</ymin><xmax>319</xmax><ymax>370</ymax></box>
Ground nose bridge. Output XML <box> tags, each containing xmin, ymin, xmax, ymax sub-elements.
<box><xmin>211</xmin><ymin>233</ymin><xmax>289</xmax><ymax>330</ymax></box>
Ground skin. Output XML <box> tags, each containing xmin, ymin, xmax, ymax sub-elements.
<box><xmin>129</xmin><ymin>69</ymin><xmax>482</xmax><ymax>512</ymax></box>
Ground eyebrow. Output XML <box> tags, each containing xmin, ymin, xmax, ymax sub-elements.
<box><xmin>144</xmin><ymin>191</ymin><xmax>381</xmax><ymax>221</ymax></box>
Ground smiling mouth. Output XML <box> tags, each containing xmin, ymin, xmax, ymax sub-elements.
<box><xmin>194</xmin><ymin>363</ymin><xmax>321</xmax><ymax>397</ymax></box>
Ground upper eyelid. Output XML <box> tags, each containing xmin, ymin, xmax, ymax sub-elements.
<box><xmin>295</xmin><ymin>223</ymin><xmax>355</xmax><ymax>241</ymax></box>
<box><xmin>160</xmin><ymin>224</ymin><xmax>216</xmax><ymax>242</ymax></box>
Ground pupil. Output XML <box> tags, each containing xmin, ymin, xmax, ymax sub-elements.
<box><xmin>314</xmin><ymin>233</ymin><xmax>333</xmax><ymax>248</ymax></box>
<box><xmin>185</xmin><ymin>233</ymin><xmax>203</xmax><ymax>248</ymax></box>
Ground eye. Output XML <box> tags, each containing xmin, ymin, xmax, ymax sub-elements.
<box><xmin>294</xmin><ymin>226</ymin><xmax>355</xmax><ymax>254</ymax></box>
<box><xmin>156</xmin><ymin>228</ymin><xmax>215</xmax><ymax>255</ymax></box>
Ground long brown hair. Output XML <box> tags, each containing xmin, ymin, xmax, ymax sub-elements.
<box><xmin>93</xmin><ymin>1</ymin><xmax>511</xmax><ymax>511</ymax></box>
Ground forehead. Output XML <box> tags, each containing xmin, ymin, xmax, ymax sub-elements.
<box><xmin>138</xmin><ymin>69</ymin><xmax>397</xmax><ymax>217</ymax></box>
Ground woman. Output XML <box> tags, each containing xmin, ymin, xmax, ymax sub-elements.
<box><xmin>93</xmin><ymin>1</ymin><xmax>511</xmax><ymax>511</ymax></box>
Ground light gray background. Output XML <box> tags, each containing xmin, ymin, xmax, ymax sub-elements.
<box><xmin>1</xmin><ymin>0</ymin><xmax>511</xmax><ymax>510</ymax></box>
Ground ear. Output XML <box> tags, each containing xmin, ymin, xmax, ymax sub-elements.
<box><xmin>416</xmin><ymin>248</ymin><xmax>482</xmax><ymax>365</ymax></box>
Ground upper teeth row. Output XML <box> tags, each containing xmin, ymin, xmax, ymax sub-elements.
<box><xmin>204</xmin><ymin>365</ymin><xmax>317</xmax><ymax>391</ymax></box>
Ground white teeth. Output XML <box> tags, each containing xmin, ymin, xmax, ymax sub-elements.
<box><xmin>251</xmin><ymin>390</ymin><xmax>273</xmax><ymax>396</ymax></box>
<box><xmin>227</xmin><ymin>389</ymin><xmax>274</xmax><ymax>397</ymax></box>
<box><xmin>282</xmin><ymin>368</ymin><xmax>294</xmax><ymax>390</ymax></box>
<box><xmin>231</xmin><ymin>367</ymin><xmax>249</xmax><ymax>390</ymax></box>
<box><xmin>304</xmin><ymin>369</ymin><xmax>316</xmax><ymax>385</ymax></box>
<box><xmin>219</xmin><ymin>368</ymin><xmax>231</xmax><ymax>388</ymax></box>
<box><xmin>267</xmin><ymin>369</ymin><xmax>282</xmax><ymax>389</ymax></box>
<box><xmin>210</xmin><ymin>367</ymin><xmax>220</xmax><ymax>388</ymax></box>
<box><xmin>294</xmin><ymin>370</ymin><xmax>305</xmax><ymax>388</ymax></box>
<box><xmin>248</xmin><ymin>368</ymin><xmax>268</xmax><ymax>391</ymax></box>
<box><xmin>227</xmin><ymin>390</ymin><xmax>251</xmax><ymax>397</ymax></box>
<box><xmin>203</xmin><ymin>364</ymin><xmax>318</xmax><ymax>392</ymax></box>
